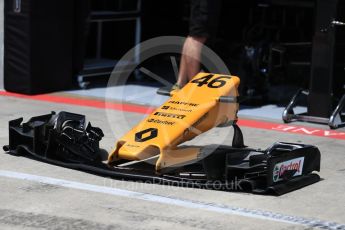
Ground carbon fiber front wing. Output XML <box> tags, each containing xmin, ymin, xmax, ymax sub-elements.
<box><xmin>3</xmin><ymin>112</ymin><xmax>321</xmax><ymax>195</ymax></box>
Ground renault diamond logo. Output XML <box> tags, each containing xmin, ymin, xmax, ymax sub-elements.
<box><xmin>135</xmin><ymin>128</ymin><xmax>158</xmax><ymax>142</ymax></box>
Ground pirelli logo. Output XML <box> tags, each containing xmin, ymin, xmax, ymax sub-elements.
<box><xmin>154</xmin><ymin>112</ymin><xmax>186</xmax><ymax>119</ymax></box>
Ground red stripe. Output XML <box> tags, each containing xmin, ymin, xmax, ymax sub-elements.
<box><xmin>237</xmin><ymin>119</ymin><xmax>345</xmax><ymax>140</ymax></box>
<box><xmin>1</xmin><ymin>90</ymin><xmax>345</xmax><ymax>140</ymax></box>
<box><xmin>0</xmin><ymin>91</ymin><xmax>154</xmax><ymax>114</ymax></box>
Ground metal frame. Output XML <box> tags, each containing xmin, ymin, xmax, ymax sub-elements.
<box><xmin>78</xmin><ymin>0</ymin><xmax>142</xmax><ymax>88</ymax></box>
<box><xmin>282</xmin><ymin>0</ymin><xmax>345</xmax><ymax>129</ymax></box>
<box><xmin>329</xmin><ymin>94</ymin><xmax>345</xmax><ymax>128</ymax></box>
<box><xmin>282</xmin><ymin>89</ymin><xmax>345</xmax><ymax>128</ymax></box>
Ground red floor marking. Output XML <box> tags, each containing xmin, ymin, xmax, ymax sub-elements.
<box><xmin>0</xmin><ymin>91</ymin><xmax>155</xmax><ymax>114</ymax></box>
<box><xmin>238</xmin><ymin>119</ymin><xmax>345</xmax><ymax>140</ymax></box>
<box><xmin>1</xmin><ymin>90</ymin><xmax>345</xmax><ymax>140</ymax></box>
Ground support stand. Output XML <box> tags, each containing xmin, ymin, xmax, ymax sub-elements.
<box><xmin>283</xmin><ymin>89</ymin><xmax>345</xmax><ymax>128</ymax></box>
<box><xmin>282</xmin><ymin>0</ymin><xmax>345</xmax><ymax>129</ymax></box>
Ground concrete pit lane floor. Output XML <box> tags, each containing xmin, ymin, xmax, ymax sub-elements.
<box><xmin>0</xmin><ymin>91</ymin><xmax>345</xmax><ymax>230</ymax></box>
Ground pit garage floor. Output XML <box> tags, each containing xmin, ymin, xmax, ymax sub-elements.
<box><xmin>1</xmin><ymin>87</ymin><xmax>345</xmax><ymax>230</ymax></box>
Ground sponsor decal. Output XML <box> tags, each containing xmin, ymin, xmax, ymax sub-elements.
<box><xmin>154</xmin><ymin>112</ymin><xmax>185</xmax><ymax>119</ymax></box>
<box><xmin>168</xmin><ymin>100</ymin><xmax>199</xmax><ymax>107</ymax></box>
<box><xmin>147</xmin><ymin>118</ymin><xmax>175</xmax><ymax>126</ymax></box>
<box><xmin>161</xmin><ymin>106</ymin><xmax>193</xmax><ymax>113</ymax></box>
<box><xmin>125</xmin><ymin>144</ymin><xmax>140</xmax><ymax>148</ymax></box>
<box><xmin>272</xmin><ymin>157</ymin><xmax>304</xmax><ymax>182</ymax></box>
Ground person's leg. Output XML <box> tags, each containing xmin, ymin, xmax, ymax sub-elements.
<box><xmin>177</xmin><ymin>36</ymin><xmax>207</xmax><ymax>87</ymax></box>
<box><xmin>175</xmin><ymin>0</ymin><xmax>221</xmax><ymax>89</ymax></box>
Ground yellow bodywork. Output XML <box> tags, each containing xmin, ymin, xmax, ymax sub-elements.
<box><xmin>108</xmin><ymin>73</ymin><xmax>240</xmax><ymax>172</ymax></box>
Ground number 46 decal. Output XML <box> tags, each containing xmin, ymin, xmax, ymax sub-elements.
<box><xmin>191</xmin><ymin>74</ymin><xmax>231</xmax><ymax>88</ymax></box>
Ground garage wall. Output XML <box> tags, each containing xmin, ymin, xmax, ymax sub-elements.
<box><xmin>0</xmin><ymin>0</ymin><xmax>4</xmax><ymax>89</ymax></box>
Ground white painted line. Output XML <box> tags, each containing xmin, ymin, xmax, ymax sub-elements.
<box><xmin>0</xmin><ymin>170</ymin><xmax>344</xmax><ymax>230</ymax></box>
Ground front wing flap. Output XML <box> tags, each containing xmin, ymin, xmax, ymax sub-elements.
<box><xmin>3</xmin><ymin>112</ymin><xmax>320</xmax><ymax>195</ymax></box>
